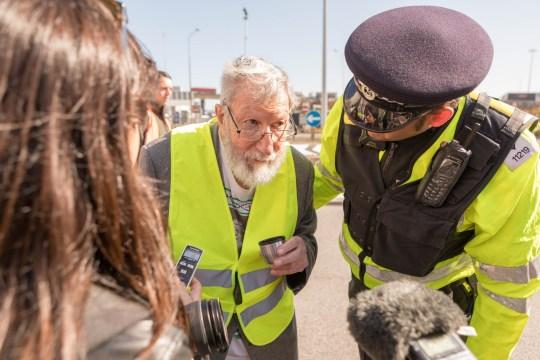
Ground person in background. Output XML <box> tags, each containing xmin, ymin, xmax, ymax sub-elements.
<box><xmin>313</xmin><ymin>6</ymin><xmax>540</xmax><ymax>359</ymax></box>
<box><xmin>140</xmin><ymin>55</ymin><xmax>318</xmax><ymax>360</ymax></box>
<box><xmin>363</xmin><ymin>104</ymin><xmax>377</xmax><ymax>126</ymax></box>
<box><xmin>0</xmin><ymin>0</ymin><xmax>198</xmax><ymax>359</ymax></box>
<box><xmin>144</xmin><ymin>70</ymin><xmax>173</xmax><ymax>144</ymax></box>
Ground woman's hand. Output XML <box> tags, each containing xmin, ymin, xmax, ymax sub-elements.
<box><xmin>178</xmin><ymin>277</ymin><xmax>202</xmax><ymax>305</ymax></box>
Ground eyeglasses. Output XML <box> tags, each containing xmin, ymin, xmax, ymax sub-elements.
<box><xmin>343</xmin><ymin>78</ymin><xmax>434</xmax><ymax>133</ymax></box>
<box><xmin>225</xmin><ymin>104</ymin><xmax>297</xmax><ymax>142</ymax></box>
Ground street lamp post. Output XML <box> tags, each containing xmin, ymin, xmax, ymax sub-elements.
<box><xmin>333</xmin><ymin>48</ymin><xmax>345</xmax><ymax>91</ymax></box>
<box><xmin>187</xmin><ymin>28</ymin><xmax>200</xmax><ymax>122</ymax></box>
<box><xmin>321</xmin><ymin>0</ymin><xmax>327</xmax><ymax>126</ymax></box>
<box><xmin>243</xmin><ymin>8</ymin><xmax>248</xmax><ymax>55</ymax></box>
<box><xmin>527</xmin><ymin>49</ymin><xmax>536</xmax><ymax>93</ymax></box>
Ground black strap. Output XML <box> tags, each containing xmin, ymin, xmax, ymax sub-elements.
<box><xmin>290</xmin><ymin>146</ymin><xmax>313</xmax><ymax>217</ymax></box>
<box><xmin>456</xmin><ymin>93</ymin><xmax>490</xmax><ymax>148</ymax></box>
<box><xmin>470</xmin><ymin>92</ymin><xmax>490</xmax><ymax>122</ymax></box>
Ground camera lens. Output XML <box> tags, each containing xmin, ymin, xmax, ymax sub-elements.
<box><xmin>208</xmin><ymin>299</ymin><xmax>228</xmax><ymax>352</ymax></box>
<box><xmin>186</xmin><ymin>298</ymin><xmax>229</xmax><ymax>356</ymax></box>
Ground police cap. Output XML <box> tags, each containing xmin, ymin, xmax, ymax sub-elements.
<box><xmin>344</xmin><ymin>6</ymin><xmax>493</xmax><ymax>106</ymax></box>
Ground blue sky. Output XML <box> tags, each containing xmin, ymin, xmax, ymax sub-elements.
<box><xmin>126</xmin><ymin>0</ymin><xmax>540</xmax><ymax>98</ymax></box>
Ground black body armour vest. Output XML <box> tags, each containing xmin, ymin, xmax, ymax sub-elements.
<box><xmin>336</xmin><ymin>97</ymin><xmax>519</xmax><ymax>278</ymax></box>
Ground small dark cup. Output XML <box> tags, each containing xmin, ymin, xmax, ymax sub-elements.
<box><xmin>258</xmin><ymin>236</ymin><xmax>285</xmax><ymax>264</ymax></box>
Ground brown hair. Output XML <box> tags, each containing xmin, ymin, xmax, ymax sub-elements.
<box><xmin>0</xmin><ymin>0</ymin><xmax>184</xmax><ymax>358</ymax></box>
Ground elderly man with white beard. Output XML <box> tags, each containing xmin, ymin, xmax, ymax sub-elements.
<box><xmin>139</xmin><ymin>56</ymin><xmax>317</xmax><ymax>360</ymax></box>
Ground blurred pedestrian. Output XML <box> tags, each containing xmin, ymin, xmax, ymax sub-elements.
<box><xmin>144</xmin><ymin>70</ymin><xmax>173</xmax><ymax>144</ymax></box>
<box><xmin>0</xmin><ymin>0</ymin><xmax>198</xmax><ymax>359</ymax></box>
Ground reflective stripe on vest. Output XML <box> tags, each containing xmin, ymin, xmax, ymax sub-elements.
<box><xmin>475</xmin><ymin>254</ymin><xmax>540</xmax><ymax>284</ymax></box>
<box><xmin>478</xmin><ymin>285</ymin><xmax>530</xmax><ymax>313</ymax></box>
<box><xmin>241</xmin><ymin>268</ymin><xmax>278</xmax><ymax>293</ymax></box>
<box><xmin>315</xmin><ymin>161</ymin><xmax>344</xmax><ymax>192</ymax></box>
<box><xmin>168</xmin><ymin>122</ymin><xmax>297</xmax><ymax>346</ymax></box>
<box><xmin>338</xmin><ymin>226</ymin><xmax>362</xmax><ymax>280</ymax></box>
<box><xmin>339</xmin><ymin>231</ymin><xmax>360</xmax><ymax>267</ymax></box>
<box><xmin>339</xmin><ymin>227</ymin><xmax>473</xmax><ymax>285</ymax></box>
<box><xmin>195</xmin><ymin>269</ymin><xmax>233</xmax><ymax>288</ymax></box>
<box><xmin>240</xmin><ymin>281</ymin><xmax>287</xmax><ymax>326</ymax></box>
<box><xmin>366</xmin><ymin>254</ymin><xmax>472</xmax><ymax>284</ymax></box>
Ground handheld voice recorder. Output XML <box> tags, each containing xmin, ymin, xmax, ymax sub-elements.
<box><xmin>176</xmin><ymin>245</ymin><xmax>203</xmax><ymax>287</ymax></box>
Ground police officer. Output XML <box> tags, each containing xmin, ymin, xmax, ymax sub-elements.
<box><xmin>313</xmin><ymin>6</ymin><xmax>540</xmax><ymax>359</ymax></box>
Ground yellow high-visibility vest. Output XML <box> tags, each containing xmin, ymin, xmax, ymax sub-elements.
<box><xmin>168</xmin><ymin>122</ymin><xmax>297</xmax><ymax>345</ymax></box>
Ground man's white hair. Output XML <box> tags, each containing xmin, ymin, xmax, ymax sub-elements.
<box><xmin>220</xmin><ymin>56</ymin><xmax>295</xmax><ymax>109</ymax></box>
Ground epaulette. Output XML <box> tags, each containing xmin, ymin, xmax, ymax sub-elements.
<box><xmin>468</xmin><ymin>91</ymin><xmax>539</xmax><ymax>137</ymax></box>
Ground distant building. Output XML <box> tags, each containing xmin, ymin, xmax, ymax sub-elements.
<box><xmin>165</xmin><ymin>86</ymin><xmax>340</xmax><ymax>126</ymax></box>
<box><xmin>501</xmin><ymin>92</ymin><xmax>540</xmax><ymax>116</ymax></box>
<box><xmin>166</xmin><ymin>86</ymin><xmax>220</xmax><ymax>125</ymax></box>
<box><xmin>166</xmin><ymin>86</ymin><xmax>190</xmax><ymax>125</ymax></box>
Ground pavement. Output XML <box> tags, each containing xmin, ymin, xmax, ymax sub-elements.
<box><xmin>295</xmin><ymin>204</ymin><xmax>357</xmax><ymax>359</ymax></box>
<box><xmin>289</xmin><ymin>131</ymin><xmax>322</xmax><ymax>162</ymax></box>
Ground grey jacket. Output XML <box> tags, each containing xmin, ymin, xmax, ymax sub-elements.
<box><xmin>85</xmin><ymin>283</ymin><xmax>192</xmax><ymax>359</ymax></box>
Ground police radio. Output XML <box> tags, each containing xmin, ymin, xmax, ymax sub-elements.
<box><xmin>416</xmin><ymin>123</ymin><xmax>480</xmax><ymax>207</ymax></box>
<box><xmin>177</xmin><ymin>245</ymin><xmax>203</xmax><ymax>286</ymax></box>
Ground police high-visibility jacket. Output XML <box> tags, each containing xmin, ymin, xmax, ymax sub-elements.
<box><xmin>314</xmin><ymin>95</ymin><xmax>540</xmax><ymax>359</ymax></box>
<box><xmin>167</xmin><ymin>122</ymin><xmax>316</xmax><ymax>346</ymax></box>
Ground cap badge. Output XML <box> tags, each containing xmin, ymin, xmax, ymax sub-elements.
<box><xmin>355</xmin><ymin>78</ymin><xmax>377</xmax><ymax>100</ymax></box>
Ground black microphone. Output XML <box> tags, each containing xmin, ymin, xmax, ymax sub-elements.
<box><xmin>347</xmin><ymin>280</ymin><xmax>472</xmax><ymax>360</ymax></box>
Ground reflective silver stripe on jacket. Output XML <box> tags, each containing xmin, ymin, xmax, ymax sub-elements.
<box><xmin>479</xmin><ymin>285</ymin><xmax>530</xmax><ymax>314</ymax></box>
<box><xmin>241</xmin><ymin>268</ymin><xmax>277</xmax><ymax>293</ymax></box>
<box><xmin>339</xmin><ymin>232</ymin><xmax>360</xmax><ymax>266</ymax></box>
<box><xmin>195</xmin><ymin>269</ymin><xmax>232</xmax><ymax>288</ymax></box>
<box><xmin>365</xmin><ymin>254</ymin><xmax>473</xmax><ymax>284</ymax></box>
<box><xmin>315</xmin><ymin>161</ymin><xmax>344</xmax><ymax>193</ymax></box>
<box><xmin>240</xmin><ymin>281</ymin><xmax>286</xmax><ymax>326</ymax></box>
<box><xmin>222</xmin><ymin>312</ymin><xmax>230</xmax><ymax>324</ymax></box>
<box><xmin>475</xmin><ymin>255</ymin><xmax>540</xmax><ymax>284</ymax></box>
<box><xmin>340</xmin><ymin>232</ymin><xmax>473</xmax><ymax>284</ymax></box>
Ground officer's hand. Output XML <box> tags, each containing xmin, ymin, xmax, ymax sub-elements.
<box><xmin>270</xmin><ymin>236</ymin><xmax>308</xmax><ymax>276</ymax></box>
<box><xmin>178</xmin><ymin>277</ymin><xmax>202</xmax><ymax>305</ymax></box>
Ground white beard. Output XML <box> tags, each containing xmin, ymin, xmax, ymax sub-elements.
<box><xmin>220</xmin><ymin>132</ymin><xmax>286</xmax><ymax>189</ymax></box>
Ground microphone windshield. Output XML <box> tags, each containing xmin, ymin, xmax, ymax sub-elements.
<box><xmin>347</xmin><ymin>280</ymin><xmax>467</xmax><ymax>360</ymax></box>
